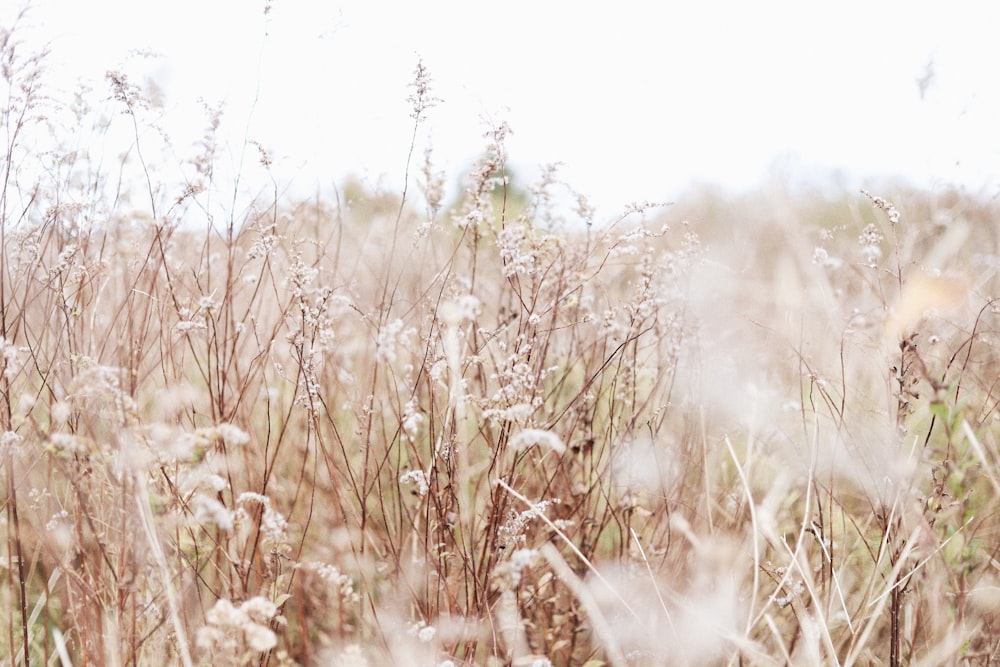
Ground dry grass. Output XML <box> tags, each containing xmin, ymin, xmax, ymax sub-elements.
<box><xmin>4</xmin><ymin>11</ymin><xmax>1000</xmax><ymax>667</ymax></box>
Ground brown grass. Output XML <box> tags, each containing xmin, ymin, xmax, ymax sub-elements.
<box><xmin>4</xmin><ymin>12</ymin><xmax>1000</xmax><ymax>667</ymax></box>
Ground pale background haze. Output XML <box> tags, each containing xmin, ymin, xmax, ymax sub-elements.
<box><xmin>12</xmin><ymin>0</ymin><xmax>1000</xmax><ymax>217</ymax></box>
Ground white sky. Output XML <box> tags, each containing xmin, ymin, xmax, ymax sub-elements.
<box><xmin>11</xmin><ymin>1</ymin><xmax>1000</xmax><ymax>216</ymax></box>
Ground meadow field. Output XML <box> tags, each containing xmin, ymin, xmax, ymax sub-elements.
<box><xmin>4</xmin><ymin>14</ymin><xmax>1000</xmax><ymax>667</ymax></box>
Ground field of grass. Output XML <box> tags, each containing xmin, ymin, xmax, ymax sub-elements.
<box><xmin>4</xmin><ymin>13</ymin><xmax>1000</xmax><ymax>667</ymax></box>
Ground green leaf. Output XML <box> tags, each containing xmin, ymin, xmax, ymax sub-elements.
<box><xmin>928</xmin><ymin>401</ymin><xmax>949</xmax><ymax>421</ymax></box>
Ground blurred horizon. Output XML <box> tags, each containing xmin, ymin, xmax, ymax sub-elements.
<box><xmin>8</xmin><ymin>0</ymin><xmax>1000</xmax><ymax>217</ymax></box>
